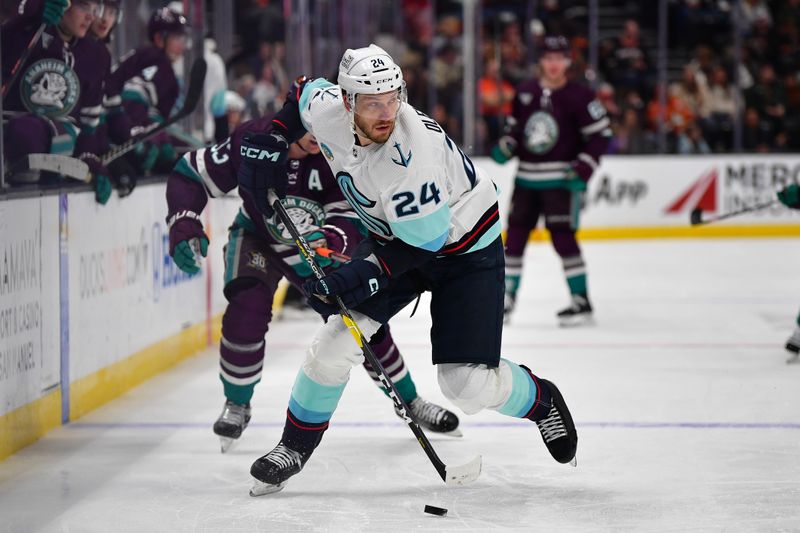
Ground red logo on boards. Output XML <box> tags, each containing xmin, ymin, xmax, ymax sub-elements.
<box><xmin>664</xmin><ymin>168</ymin><xmax>717</xmax><ymax>214</ymax></box>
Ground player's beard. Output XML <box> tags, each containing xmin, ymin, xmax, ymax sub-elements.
<box><xmin>354</xmin><ymin>113</ymin><xmax>396</xmax><ymax>144</ymax></box>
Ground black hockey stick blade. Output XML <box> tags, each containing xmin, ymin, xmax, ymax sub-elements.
<box><xmin>266</xmin><ymin>190</ymin><xmax>482</xmax><ymax>486</ymax></box>
<box><xmin>100</xmin><ymin>58</ymin><xmax>207</xmax><ymax>165</ymax></box>
<box><xmin>689</xmin><ymin>208</ymin><xmax>704</xmax><ymax>226</ymax></box>
<box><xmin>690</xmin><ymin>199</ymin><xmax>780</xmax><ymax>227</ymax></box>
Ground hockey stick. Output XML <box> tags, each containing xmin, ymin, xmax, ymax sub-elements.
<box><xmin>690</xmin><ymin>199</ymin><xmax>779</xmax><ymax>226</ymax></box>
<box><xmin>315</xmin><ymin>246</ymin><xmax>352</xmax><ymax>263</ymax></box>
<box><xmin>14</xmin><ymin>58</ymin><xmax>207</xmax><ymax>181</ymax></box>
<box><xmin>2</xmin><ymin>23</ymin><xmax>46</xmax><ymax>99</ymax></box>
<box><xmin>267</xmin><ymin>190</ymin><xmax>482</xmax><ymax>486</ymax></box>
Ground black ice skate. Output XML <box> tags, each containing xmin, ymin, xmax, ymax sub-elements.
<box><xmin>557</xmin><ymin>294</ymin><xmax>593</xmax><ymax>327</ymax></box>
<box><xmin>213</xmin><ymin>400</ymin><xmax>251</xmax><ymax>453</ymax></box>
<box><xmin>250</xmin><ymin>441</ymin><xmax>312</xmax><ymax>496</ymax></box>
<box><xmin>785</xmin><ymin>327</ymin><xmax>800</xmax><ymax>364</ymax></box>
<box><xmin>532</xmin><ymin>379</ymin><xmax>578</xmax><ymax>466</ymax></box>
<box><xmin>395</xmin><ymin>397</ymin><xmax>462</xmax><ymax>437</ymax></box>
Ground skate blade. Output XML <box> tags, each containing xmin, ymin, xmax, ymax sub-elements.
<box><xmin>558</xmin><ymin>315</ymin><xmax>594</xmax><ymax>328</ymax></box>
<box><xmin>569</xmin><ymin>456</ymin><xmax>577</xmax><ymax>467</ymax></box>
<box><xmin>441</xmin><ymin>427</ymin><xmax>463</xmax><ymax>438</ymax></box>
<box><xmin>250</xmin><ymin>479</ymin><xmax>287</xmax><ymax>497</ymax></box>
<box><xmin>444</xmin><ymin>454</ymin><xmax>482</xmax><ymax>486</ymax></box>
<box><xmin>219</xmin><ymin>436</ymin><xmax>235</xmax><ymax>453</ymax></box>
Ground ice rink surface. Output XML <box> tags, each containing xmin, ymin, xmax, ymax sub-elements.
<box><xmin>1</xmin><ymin>238</ymin><xmax>799</xmax><ymax>532</ymax></box>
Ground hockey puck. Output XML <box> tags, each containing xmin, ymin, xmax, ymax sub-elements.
<box><xmin>424</xmin><ymin>505</ymin><xmax>448</xmax><ymax>516</ymax></box>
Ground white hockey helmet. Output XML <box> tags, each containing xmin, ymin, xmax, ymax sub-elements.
<box><xmin>338</xmin><ymin>44</ymin><xmax>406</xmax><ymax>127</ymax></box>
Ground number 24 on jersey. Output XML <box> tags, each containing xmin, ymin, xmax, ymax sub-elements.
<box><xmin>392</xmin><ymin>181</ymin><xmax>441</xmax><ymax>217</ymax></box>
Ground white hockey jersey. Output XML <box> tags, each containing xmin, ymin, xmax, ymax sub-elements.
<box><xmin>298</xmin><ymin>79</ymin><xmax>501</xmax><ymax>255</ymax></box>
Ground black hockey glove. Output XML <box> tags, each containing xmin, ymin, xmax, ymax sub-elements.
<box><xmin>303</xmin><ymin>258</ymin><xmax>387</xmax><ymax>311</ymax></box>
<box><xmin>237</xmin><ymin>131</ymin><xmax>289</xmax><ymax>217</ymax></box>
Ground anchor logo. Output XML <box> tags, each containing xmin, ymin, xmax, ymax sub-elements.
<box><xmin>391</xmin><ymin>142</ymin><xmax>412</xmax><ymax>168</ymax></box>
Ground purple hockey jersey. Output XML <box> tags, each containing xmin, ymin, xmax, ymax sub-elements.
<box><xmin>166</xmin><ymin>115</ymin><xmax>362</xmax><ymax>286</ymax></box>
<box><xmin>507</xmin><ymin>80</ymin><xmax>611</xmax><ymax>187</ymax></box>
<box><xmin>2</xmin><ymin>0</ymin><xmax>109</xmax><ymax>148</ymax></box>
<box><xmin>119</xmin><ymin>47</ymin><xmax>179</xmax><ymax>122</ymax></box>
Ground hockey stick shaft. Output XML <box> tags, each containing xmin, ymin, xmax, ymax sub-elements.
<box><xmin>315</xmin><ymin>247</ymin><xmax>351</xmax><ymax>263</ymax></box>
<box><xmin>2</xmin><ymin>23</ymin><xmax>45</xmax><ymax>99</ymax></box>
<box><xmin>267</xmin><ymin>190</ymin><xmax>452</xmax><ymax>483</ymax></box>
<box><xmin>691</xmin><ymin>199</ymin><xmax>780</xmax><ymax>226</ymax></box>
<box><xmin>100</xmin><ymin>58</ymin><xmax>207</xmax><ymax>166</ymax></box>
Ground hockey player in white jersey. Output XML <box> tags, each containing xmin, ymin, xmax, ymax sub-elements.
<box><xmin>236</xmin><ymin>44</ymin><xmax>579</xmax><ymax>495</ymax></box>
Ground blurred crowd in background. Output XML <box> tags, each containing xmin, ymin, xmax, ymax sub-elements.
<box><xmin>2</xmin><ymin>0</ymin><xmax>797</xmax><ymax>186</ymax></box>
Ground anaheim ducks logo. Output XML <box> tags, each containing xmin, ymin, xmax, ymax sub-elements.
<box><xmin>20</xmin><ymin>59</ymin><xmax>80</xmax><ymax>118</ymax></box>
<box><xmin>523</xmin><ymin>111</ymin><xmax>559</xmax><ymax>154</ymax></box>
<box><xmin>265</xmin><ymin>196</ymin><xmax>326</xmax><ymax>244</ymax></box>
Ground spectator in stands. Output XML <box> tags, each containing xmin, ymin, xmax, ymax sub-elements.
<box><xmin>705</xmin><ymin>65</ymin><xmax>736</xmax><ymax>151</ymax></box>
<box><xmin>611</xmin><ymin>107</ymin><xmax>654</xmax><ymax>155</ymax></box>
<box><xmin>646</xmin><ymin>84</ymin><xmax>694</xmax><ymax>143</ymax></box>
<box><xmin>741</xmin><ymin>0</ymin><xmax>772</xmax><ymax>31</ymax></box>
<box><xmin>478</xmin><ymin>57</ymin><xmax>515</xmax><ymax>143</ymax></box>
<box><xmin>670</xmin><ymin>64</ymin><xmax>710</xmax><ymax>125</ymax></box>
<box><xmin>498</xmin><ymin>16</ymin><xmax>529</xmax><ymax>86</ymax></box>
<box><xmin>746</xmin><ymin>64</ymin><xmax>787</xmax><ymax>130</ymax></box>
<box><xmin>783</xmin><ymin>72</ymin><xmax>800</xmax><ymax>149</ymax></box>
<box><xmin>676</xmin><ymin>121</ymin><xmax>711</xmax><ymax>154</ymax></box>
<box><xmin>401</xmin><ymin>51</ymin><xmax>429</xmax><ymax>111</ymax></box>
<box><xmin>431</xmin><ymin>42</ymin><xmax>463</xmax><ymax>139</ymax></box>
<box><xmin>742</xmin><ymin>106</ymin><xmax>775</xmax><ymax>152</ymax></box>
<box><xmin>251</xmin><ymin>62</ymin><xmax>280</xmax><ymax>116</ymax></box>
<box><xmin>602</xmin><ymin>19</ymin><xmax>650</xmax><ymax>96</ymax></box>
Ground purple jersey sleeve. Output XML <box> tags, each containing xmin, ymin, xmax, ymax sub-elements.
<box><xmin>118</xmin><ymin>47</ymin><xmax>178</xmax><ymax>127</ymax></box>
<box><xmin>569</xmin><ymin>86</ymin><xmax>611</xmax><ymax>181</ymax></box>
<box><xmin>105</xmin><ymin>47</ymin><xmax>163</xmax><ymax>106</ymax></box>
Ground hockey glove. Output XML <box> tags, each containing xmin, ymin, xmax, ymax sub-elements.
<box><xmin>237</xmin><ymin>132</ymin><xmax>289</xmax><ymax>217</ymax></box>
<box><xmin>43</xmin><ymin>0</ymin><xmax>70</xmax><ymax>25</ymax></box>
<box><xmin>108</xmin><ymin>157</ymin><xmax>138</xmax><ymax>198</ymax></box>
<box><xmin>564</xmin><ymin>161</ymin><xmax>594</xmax><ymax>192</ymax></box>
<box><xmin>490</xmin><ymin>135</ymin><xmax>517</xmax><ymax>164</ymax></box>
<box><xmin>303</xmin><ymin>258</ymin><xmax>387</xmax><ymax>310</ymax></box>
<box><xmin>564</xmin><ymin>170</ymin><xmax>586</xmax><ymax>192</ymax></box>
<box><xmin>292</xmin><ymin>225</ymin><xmax>348</xmax><ymax>278</ymax></box>
<box><xmin>79</xmin><ymin>153</ymin><xmax>113</xmax><ymax>205</ymax></box>
<box><xmin>777</xmin><ymin>183</ymin><xmax>800</xmax><ymax>210</ymax></box>
<box><xmin>167</xmin><ymin>211</ymin><xmax>209</xmax><ymax>274</ymax></box>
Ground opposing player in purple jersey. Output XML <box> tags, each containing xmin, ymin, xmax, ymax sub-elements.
<box><xmin>491</xmin><ymin>35</ymin><xmax>611</xmax><ymax>326</ymax></box>
<box><xmin>2</xmin><ymin>0</ymin><xmax>113</xmax><ymax>203</ymax></box>
<box><xmin>107</xmin><ymin>6</ymin><xmax>187</xmax><ymax>175</ymax></box>
<box><xmin>165</xmin><ymin>114</ymin><xmax>461</xmax><ymax>451</ymax></box>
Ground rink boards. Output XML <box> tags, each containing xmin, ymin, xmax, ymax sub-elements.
<box><xmin>0</xmin><ymin>185</ymin><xmax>242</xmax><ymax>460</ymax></box>
<box><xmin>1</xmin><ymin>154</ymin><xmax>798</xmax><ymax>460</ymax></box>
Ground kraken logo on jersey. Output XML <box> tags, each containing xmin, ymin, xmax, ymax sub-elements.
<box><xmin>523</xmin><ymin>111</ymin><xmax>559</xmax><ymax>154</ymax></box>
<box><xmin>20</xmin><ymin>59</ymin><xmax>80</xmax><ymax>118</ymax></box>
<box><xmin>265</xmin><ymin>196</ymin><xmax>326</xmax><ymax>244</ymax></box>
